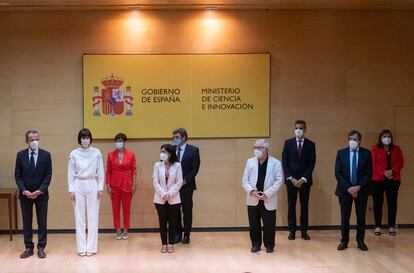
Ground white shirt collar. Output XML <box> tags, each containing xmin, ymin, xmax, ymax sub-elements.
<box><xmin>179</xmin><ymin>143</ymin><xmax>187</xmax><ymax>151</ymax></box>
<box><xmin>28</xmin><ymin>148</ymin><xmax>39</xmax><ymax>155</ymax></box>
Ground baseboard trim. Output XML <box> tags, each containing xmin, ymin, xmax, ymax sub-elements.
<box><xmin>1</xmin><ymin>224</ymin><xmax>413</xmax><ymax>234</ymax></box>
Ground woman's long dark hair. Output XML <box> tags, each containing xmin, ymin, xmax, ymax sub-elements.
<box><xmin>376</xmin><ymin>129</ymin><xmax>394</xmax><ymax>149</ymax></box>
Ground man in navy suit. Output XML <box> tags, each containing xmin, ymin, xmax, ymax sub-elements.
<box><xmin>282</xmin><ymin>120</ymin><xmax>316</xmax><ymax>240</ymax></box>
<box><xmin>14</xmin><ymin>130</ymin><xmax>52</xmax><ymax>258</ymax></box>
<box><xmin>172</xmin><ymin>128</ymin><xmax>201</xmax><ymax>244</ymax></box>
<box><xmin>335</xmin><ymin>130</ymin><xmax>372</xmax><ymax>251</ymax></box>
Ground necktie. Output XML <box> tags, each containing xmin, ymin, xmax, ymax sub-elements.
<box><xmin>351</xmin><ymin>151</ymin><xmax>357</xmax><ymax>185</ymax></box>
<box><xmin>297</xmin><ymin>140</ymin><xmax>303</xmax><ymax>158</ymax></box>
<box><xmin>30</xmin><ymin>151</ymin><xmax>36</xmax><ymax>172</ymax></box>
<box><xmin>177</xmin><ymin>148</ymin><xmax>182</xmax><ymax>163</ymax></box>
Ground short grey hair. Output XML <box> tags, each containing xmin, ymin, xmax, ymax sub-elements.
<box><xmin>255</xmin><ymin>139</ymin><xmax>269</xmax><ymax>150</ymax></box>
<box><xmin>25</xmin><ymin>130</ymin><xmax>39</xmax><ymax>141</ymax></box>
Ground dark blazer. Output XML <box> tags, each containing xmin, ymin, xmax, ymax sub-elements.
<box><xmin>282</xmin><ymin>138</ymin><xmax>316</xmax><ymax>185</ymax></box>
<box><xmin>335</xmin><ymin>147</ymin><xmax>372</xmax><ymax>197</ymax></box>
<box><xmin>180</xmin><ymin>144</ymin><xmax>201</xmax><ymax>191</ymax></box>
<box><xmin>14</xmin><ymin>148</ymin><xmax>52</xmax><ymax>198</ymax></box>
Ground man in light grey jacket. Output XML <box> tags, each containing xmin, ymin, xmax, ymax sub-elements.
<box><xmin>242</xmin><ymin>139</ymin><xmax>283</xmax><ymax>253</ymax></box>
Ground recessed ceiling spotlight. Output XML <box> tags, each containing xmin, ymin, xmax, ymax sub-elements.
<box><xmin>206</xmin><ymin>7</ymin><xmax>218</xmax><ymax>10</ymax></box>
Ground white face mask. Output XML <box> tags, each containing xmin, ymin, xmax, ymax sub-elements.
<box><xmin>160</xmin><ymin>152</ymin><xmax>169</xmax><ymax>162</ymax></box>
<box><xmin>115</xmin><ymin>142</ymin><xmax>124</xmax><ymax>150</ymax></box>
<box><xmin>254</xmin><ymin>149</ymin><xmax>263</xmax><ymax>158</ymax></box>
<box><xmin>295</xmin><ymin>129</ymin><xmax>304</xmax><ymax>138</ymax></box>
<box><xmin>81</xmin><ymin>138</ymin><xmax>90</xmax><ymax>148</ymax></box>
<box><xmin>29</xmin><ymin>140</ymin><xmax>39</xmax><ymax>150</ymax></box>
<box><xmin>382</xmin><ymin>137</ymin><xmax>391</xmax><ymax>145</ymax></box>
<box><xmin>349</xmin><ymin>140</ymin><xmax>359</xmax><ymax>150</ymax></box>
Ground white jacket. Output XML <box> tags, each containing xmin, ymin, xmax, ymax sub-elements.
<box><xmin>242</xmin><ymin>156</ymin><xmax>283</xmax><ymax>211</ymax></box>
<box><xmin>153</xmin><ymin>161</ymin><xmax>183</xmax><ymax>205</ymax></box>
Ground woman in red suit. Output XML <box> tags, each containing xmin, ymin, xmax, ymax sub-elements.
<box><xmin>371</xmin><ymin>129</ymin><xmax>404</xmax><ymax>236</ymax></box>
<box><xmin>106</xmin><ymin>133</ymin><xmax>137</xmax><ymax>240</ymax></box>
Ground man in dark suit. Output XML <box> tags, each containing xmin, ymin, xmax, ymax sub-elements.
<box><xmin>14</xmin><ymin>130</ymin><xmax>52</xmax><ymax>258</ymax></box>
<box><xmin>335</xmin><ymin>130</ymin><xmax>372</xmax><ymax>251</ymax></box>
<box><xmin>282</xmin><ymin>120</ymin><xmax>316</xmax><ymax>240</ymax></box>
<box><xmin>172</xmin><ymin>128</ymin><xmax>201</xmax><ymax>244</ymax></box>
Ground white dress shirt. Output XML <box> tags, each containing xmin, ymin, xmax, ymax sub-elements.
<box><xmin>28</xmin><ymin>148</ymin><xmax>39</xmax><ymax>166</ymax></box>
<box><xmin>176</xmin><ymin>143</ymin><xmax>187</xmax><ymax>163</ymax></box>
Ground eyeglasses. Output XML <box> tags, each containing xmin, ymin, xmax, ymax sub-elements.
<box><xmin>253</xmin><ymin>146</ymin><xmax>266</xmax><ymax>150</ymax></box>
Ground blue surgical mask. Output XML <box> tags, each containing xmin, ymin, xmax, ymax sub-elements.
<box><xmin>173</xmin><ymin>138</ymin><xmax>182</xmax><ymax>146</ymax></box>
<box><xmin>115</xmin><ymin>142</ymin><xmax>124</xmax><ymax>150</ymax></box>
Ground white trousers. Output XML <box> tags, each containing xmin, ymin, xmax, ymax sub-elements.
<box><xmin>72</xmin><ymin>179</ymin><xmax>100</xmax><ymax>254</ymax></box>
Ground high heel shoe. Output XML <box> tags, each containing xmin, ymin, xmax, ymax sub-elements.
<box><xmin>374</xmin><ymin>227</ymin><xmax>381</xmax><ymax>236</ymax></box>
<box><xmin>161</xmin><ymin>245</ymin><xmax>168</xmax><ymax>253</ymax></box>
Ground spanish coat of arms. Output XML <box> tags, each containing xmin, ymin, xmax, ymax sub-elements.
<box><xmin>92</xmin><ymin>74</ymin><xmax>133</xmax><ymax>116</ymax></box>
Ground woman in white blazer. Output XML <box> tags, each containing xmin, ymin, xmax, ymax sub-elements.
<box><xmin>242</xmin><ymin>139</ymin><xmax>283</xmax><ymax>253</ymax></box>
<box><xmin>153</xmin><ymin>144</ymin><xmax>183</xmax><ymax>253</ymax></box>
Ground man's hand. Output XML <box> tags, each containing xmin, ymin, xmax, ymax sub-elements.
<box><xmin>182</xmin><ymin>180</ymin><xmax>187</xmax><ymax>186</ymax></box>
<box><xmin>258</xmin><ymin>192</ymin><xmax>269</xmax><ymax>201</ymax></box>
<box><xmin>31</xmin><ymin>190</ymin><xmax>42</xmax><ymax>199</ymax></box>
<box><xmin>250</xmin><ymin>190</ymin><xmax>261</xmax><ymax>200</ymax></box>
<box><xmin>295</xmin><ymin>179</ymin><xmax>305</xmax><ymax>188</ymax></box>
<box><xmin>347</xmin><ymin>186</ymin><xmax>361</xmax><ymax>196</ymax></box>
<box><xmin>291</xmin><ymin>178</ymin><xmax>298</xmax><ymax>187</ymax></box>
<box><xmin>23</xmin><ymin>190</ymin><xmax>33</xmax><ymax>199</ymax></box>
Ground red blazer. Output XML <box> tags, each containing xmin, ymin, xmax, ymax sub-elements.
<box><xmin>371</xmin><ymin>145</ymin><xmax>404</xmax><ymax>181</ymax></box>
<box><xmin>106</xmin><ymin>148</ymin><xmax>137</xmax><ymax>192</ymax></box>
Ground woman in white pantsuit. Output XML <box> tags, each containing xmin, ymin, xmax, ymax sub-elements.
<box><xmin>68</xmin><ymin>128</ymin><xmax>104</xmax><ymax>257</ymax></box>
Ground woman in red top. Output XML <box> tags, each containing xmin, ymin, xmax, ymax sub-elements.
<box><xmin>371</xmin><ymin>129</ymin><xmax>404</xmax><ymax>236</ymax></box>
<box><xmin>106</xmin><ymin>133</ymin><xmax>137</xmax><ymax>240</ymax></box>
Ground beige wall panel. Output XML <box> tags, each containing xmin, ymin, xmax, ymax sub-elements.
<box><xmin>0</xmin><ymin>10</ymin><xmax>413</xmax><ymax>230</ymax></box>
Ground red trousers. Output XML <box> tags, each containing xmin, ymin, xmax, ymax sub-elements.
<box><xmin>111</xmin><ymin>188</ymin><xmax>132</xmax><ymax>229</ymax></box>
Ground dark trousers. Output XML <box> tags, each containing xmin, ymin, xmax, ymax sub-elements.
<box><xmin>178</xmin><ymin>189</ymin><xmax>193</xmax><ymax>236</ymax></box>
<box><xmin>19</xmin><ymin>195</ymin><xmax>48</xmax><ymax>249</ymax></box>
<box><xmin>155</xmin><ymin>202</ymin><xmax>180</xmax><ymax>245</ymax></box>
<box><xmin>286</xmin><ymin>182</ymin><xmax>311</xmax><ymax>232</ymax></box>
<box><xmin>338</xmin><ymin>193</ymin><xmax>368</xmax><ymax>244</ymax></box>
<box><xmin>371</xmin><ymin>180</ymin><xmax>401</xmax><ymax>228</ymax></box>
<box><xmin>247</xmin><ymin>201</ymin><xmax>276</xmax><ymax>249</ymax></box>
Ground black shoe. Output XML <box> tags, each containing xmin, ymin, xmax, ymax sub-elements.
<box><xmin>37</xmin><ymin>248</ymin><xmax>46</xmax><ymax>258</ymax></box>
<box><xmin>175</xmin><ymin>234</ymin><xmax>182</xmax><ymax>244</ymax></box>
<box><xmin>337</xmin><ymin>242</ymin><xmax>348</xmax><ymax>251</ymax></box>
<box><xmin>358</xmin><ymin>242</ymin><xmax>368</xmax><ymax>251</ymax></box>
<box><xmin>20</xmin><ymin>248</ymin><xmax>34</xmax><ymax>259</ymax></box>
<box><xmin>251</xmin><ymin>246</ymin><xmax>260</xmax><ymax>253</ymax></box>
<box><xmin>301</xmin><ymin>232</ymin><xmax>311</xmax><ymax>240</ymax></box>
<box><xmin>182</xmin><ymin>235</ymin><xmax>190</xmax><ymax>245</ymax></box>
<box><xmin>266</xmin><ymin>247</ymin><xmax>274</xmax><ymax>253</ymax></box>
<box><xmin>288</xmin><ymin>232</ymin><xmax>295</xmax><ymax>240</ymax></box>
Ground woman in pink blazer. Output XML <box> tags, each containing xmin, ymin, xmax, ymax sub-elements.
<box><xmin>153</xmin><ymin>144</ymin><xmax>183</xmax><ymax>253</ymax></box>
